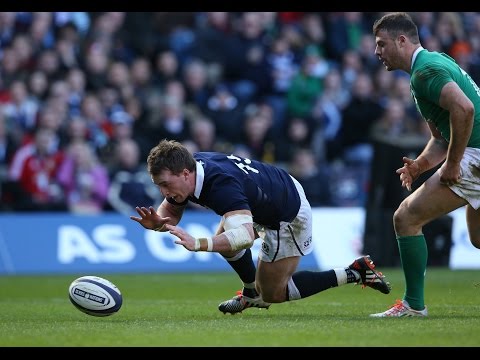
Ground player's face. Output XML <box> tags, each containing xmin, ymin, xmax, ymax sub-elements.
<box><xmin>151</xmin><ymin>168</ymin><xmax>192</xmax><ymax>203</ymax></box>
<box><xmin>375</xmin><ymin>30</ymin><xmax>400</xmax><ymax>71</ymax></box>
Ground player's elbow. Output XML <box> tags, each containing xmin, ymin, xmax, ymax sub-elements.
<box><xmin>458</xmin><ymin>99</ymin><xmax>475</xmax><ymax>123</ymax></box>
<box><xmin>223</xmin><ymin>226</ymin><xmax>255</xmax><ymax>251</ymax></box>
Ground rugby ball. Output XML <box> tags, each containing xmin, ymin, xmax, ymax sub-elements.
<box><xmin>68</xmin><ymin>275</ymin><xmax>123</xmax><ymax>317</ymax></box>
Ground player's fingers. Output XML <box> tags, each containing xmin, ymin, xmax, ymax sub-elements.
<box><xmin>138</xmin><ymin>206</ymin><xmax>149</xmax><ymax>215</ymax></box>
<box><xmin>403</xmin><ymin>157</ymin><xmax>415</xmax><ymax>164</ymax></box>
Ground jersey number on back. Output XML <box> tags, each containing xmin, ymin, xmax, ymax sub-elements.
<box><xmin>227</xmin><ymin>154</ymin><xmax>260</xmax><ymax>175</ymax></box>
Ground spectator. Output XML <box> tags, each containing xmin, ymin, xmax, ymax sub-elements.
<box><xmin>189</xmin><ymin>116</ymin><xmax>223</xmax><ymax>152</ymax></box>
<box><xmin>371</xmin><ymin>65</ymin><xmax>395</xmax><ymax>107</ymax></box>
<box><xmin>11</xmin><ymin>34</ymin><xmax>35</xmax><ymax>73</ymax></box>
<box><xmin>98</xmin><ymin>109</ymin><xmax>134</xmax><ymax>171</ymax></box>
<box><xmin>275</xmin><ymin>115</ymin><xmax>316</xmax><ymax>164</ymax></box>
<box><xmin>390</xmin><ymin>74</ymin><xmax>422</xmax><ymax>122</ymax></box>
<box><xmin>325</xmin><ymin>12</ymin><xmax>368</xmax><ymax>62</ymax></box>
<box><xmin>106</xmin><ymin>60</ymin><xmax>134</xmax><ymax>102</ymax></box>
<box><xmin>435</xmin><ymin>12</ymin><xmax>465</xmax><ymax>54</ymax></box>
<box><xmin>7</xmin><ymin>126</ymin><xmax>66</xmax><ymax>211</ymax></box>
<box><xmin>23</xmin><ymin>102</ymin><xmax>65</xmax><ymax>146</ymax></box>
<box><xmin>153</xmin><ymin>49</ymin><xmax>180</xmax><ymax>88</ymax></box>
<box><xmin>2</xmin><ymin>79</ymin><xmax>40</xmax><ymax>138</ymax></box>
<box><xmin>27</xmin><ymin>70</ymin><xmax>49</xmax><ymax>103</ymax></box>
<box><xmin>130</xmin><ymin>56</ymin><xmax>155</xmax><ymax>107</ymax></box>
<box><xmin>339</xmin><ymin>49</ymin><xmax>364</xmax><ymax>89</ymax></box>
<box><xmin>203</xmin><ymin>82</ymin><xmax>245</xmax><ymax>145</ymax></box>
<box><xmin>311</xmin><ymin>67</ymin><xmax>350</xmax><ymax>162</ymax></box>
<box><xmin>190</xmin><ymin>12</ymin><xmax>232</xmax><ymax>66</ymax></box>
<box><xmin>182</xmin><ymin>58</ymin><xmax>211</xmax><ymax>112</ymax></box>
<box><xmin>288</xmin><ymin>147</ymin><xmax>333</xmax><ymax>206</ymax></box>
<box><xmin>57</xmin><ymin>140</ymin><xmax>109</xmax><ymax>214</ymax></box>
<box><xmin>286</xmin><ymin>45</ymin><xmax>324</xmax><ymax>118</ymax></box>
<box><xmin>2</xmin><ymin>46</ymin><xmax>25</xmax><ymax>89</ymax></box>
<box><xmin>0</xmin><ymin>111</ymin><xmax>19</xmax><ymax>174</ymax></box>
<box><xmin>59</xmin><ymin>115</ymin><xmax>90</xmax><ymax>148</ymax></box>
<box><xmin>65</xmin><ymin>67</ymin><xmax>87</xmax><ymax>116</ymax></box>
<box><xmin>264</xmin><ymin>35</ymin><xmax>299</xmax><ymax>136</ymax></box>
<box><xmin>35</xmin><ymin>49</ymin><xmax>62</xmax><ymax>82</ymax></box>
<box><xmin>370</xmin><ymin>98</ymin><xmax>429</xmax><ymax>146</ymax></box>
<box><xmin>223</xmin><ymin>12</ymin><xmax>271</xmax><ymax>102</ymax></box>
<box><xmin>107</xmin><ymin>138</ymin><xmax>161</xmax><ymax>215</ymax></box>
<box><xmin>143</xmin><ymin>94</ymin><xmax>192</xmax><ymax>151</ymax></box>
<box><xmin>97</xmin><ymin>85</ymin><xmax>123</xmax><ymax>118</ymax></box>
<box><xmin>411</xmin><ymin>12</ymin><xmax>435</xmax><ymax>43</ymax></box>
<box><xmin>339</xmin><ymin>72</ymin><xmax>383</xmax><ymax>166</ymax></box>
<box><xmin>300</xmin><ymin>13</ymin><xmax>326</xmax><ymax>49</ymax></box>
<box><xmin>240</xmin><ymin>103</ymin><xmax>275</xmax><ymax>163</ymax></box>
<box><xmin>83</xmin><ymin>45</ymin><xmax>109</xmax><ymax>91</ymax></box>
<box><xmin>0</xmin><ymin>12</ymin><xmax>17</xmax><ymax>52</ymax></box>
<box><xmin>357</xmin><ymin>33</ymin><xmax>379</xmax><ymax>73</ymax></box>
<box><xmin>79</xmin><ymin>93</ymin><xmax>112</xmax><ymax>151</ymax></box>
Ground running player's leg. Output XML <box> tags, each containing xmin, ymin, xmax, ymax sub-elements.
<box><xmin>374</xmin><ymin>172</ymin><xmax>466</xmax><ymax>316</ymax></box>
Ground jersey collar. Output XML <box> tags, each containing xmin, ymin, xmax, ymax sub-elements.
<box><xmin>411</xmin><ymin>46</ymin><xmax>425</xmax><ymax>71</ymax></box>
<box><xmin>193</xmin><ymin>160</ymin><xmax>205</xmax><ymax>199</ymax></box>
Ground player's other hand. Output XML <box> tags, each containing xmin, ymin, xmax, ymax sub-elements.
<box><xmin>396</xmin><ymin>157</ymin><xmax>420</xmax><ymax>191</ymax></box>
<box><xmin>165</xmin><ymin>224</ymin><xmax>197</xmax><ymax>251</ymax></box>
<box><xmin>439</xmin><ymin>161</ymin><xmax>462</xmax><ymax>187</ymax></box>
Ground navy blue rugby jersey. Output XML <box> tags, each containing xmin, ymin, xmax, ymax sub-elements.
<box><xmin>168</xmin><ymin>152</ymin><xmax>301</xmax><ymax>230</ymax></box>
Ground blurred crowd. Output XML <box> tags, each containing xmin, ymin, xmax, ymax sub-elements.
<box><xmin>0</xmin><ymin>12</ymin><xmax>479</xmax><ymax>213</ymax></box>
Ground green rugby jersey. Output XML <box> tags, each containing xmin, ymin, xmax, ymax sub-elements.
<box><xmin>410</xmin><ymin>49</ymin><xmax>480</xmax><ymax>148</ymax></box>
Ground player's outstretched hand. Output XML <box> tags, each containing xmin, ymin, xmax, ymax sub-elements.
<box><xmin>130</xmin><ymin>206</ymin><xmax>171</xmax><ymax>231</ymax></box>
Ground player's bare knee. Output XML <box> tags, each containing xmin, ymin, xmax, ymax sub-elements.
<box><xmin>394</xmin><ymin>202</ymin><xmax>424</xmax><ymax>235</ymax></box>
<box><xmin>393</xmin><ymin>207</ymin><xmax>408</xmax><ymax>233</ymax></box>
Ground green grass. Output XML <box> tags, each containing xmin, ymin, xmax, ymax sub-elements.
<box><xmin>1</xmin><ymin>268</ymin><xmax>480</xmax><ymax>347</ymax></box>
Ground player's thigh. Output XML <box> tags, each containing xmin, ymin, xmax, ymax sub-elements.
<box><xmin>396</xmin><ymin>171</ymin><xmax>467</xmax><ymax>229</ymax></box>
<box><xmin>256</xmin><ymin>256</ymin><xmax>300</xmax><ymax>302</ymax></box>
<box><xmin>466</xmin><ymin>205</ymin><xmax>480</xmax><ymax>249</ymax></box>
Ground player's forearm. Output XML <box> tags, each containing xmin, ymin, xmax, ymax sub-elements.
<box><xmin>156</xmin><ymin>201</ymin><xmax>183</xmax><ymax>227</ymax></box>
<box><xmin>192</xmin><ymin>235</ymin><xmax>232</xmax><ymax>252</ymax></box>
<box><xmin>197</xmin><ymin>231</ymin><xmax>256</xmax><ymax>252</ymax></box>
<box><xmin>415</xmin><ymin>137</ymin><xmax>449</xmax><ymax>173</ymax></box>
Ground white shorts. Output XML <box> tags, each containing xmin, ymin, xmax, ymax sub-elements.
<box><xmin>448</xmin><ymin>147</ymin><xmax>480</xmax><ymax>210</ymax></box>
<box><xmin>256</xmin><ymin>176</ymin><xmax>313</xmax><ymax>262</ymax></box>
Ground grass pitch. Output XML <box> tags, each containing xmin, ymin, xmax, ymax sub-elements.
<box><xmin>1</xmin><ymin>268</ymin><xmax>480</xmax><ymax>347</ymax></box>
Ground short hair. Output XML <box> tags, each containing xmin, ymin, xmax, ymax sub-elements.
<box><xmin>147</xmin><ymin>139</ymin><xmax>196</xmax><ymax>176</ymax></box>
<box><xmin>372</xmin><ymin>12</ymin><xmax>420</xmax><ymax>45</ymax></box>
